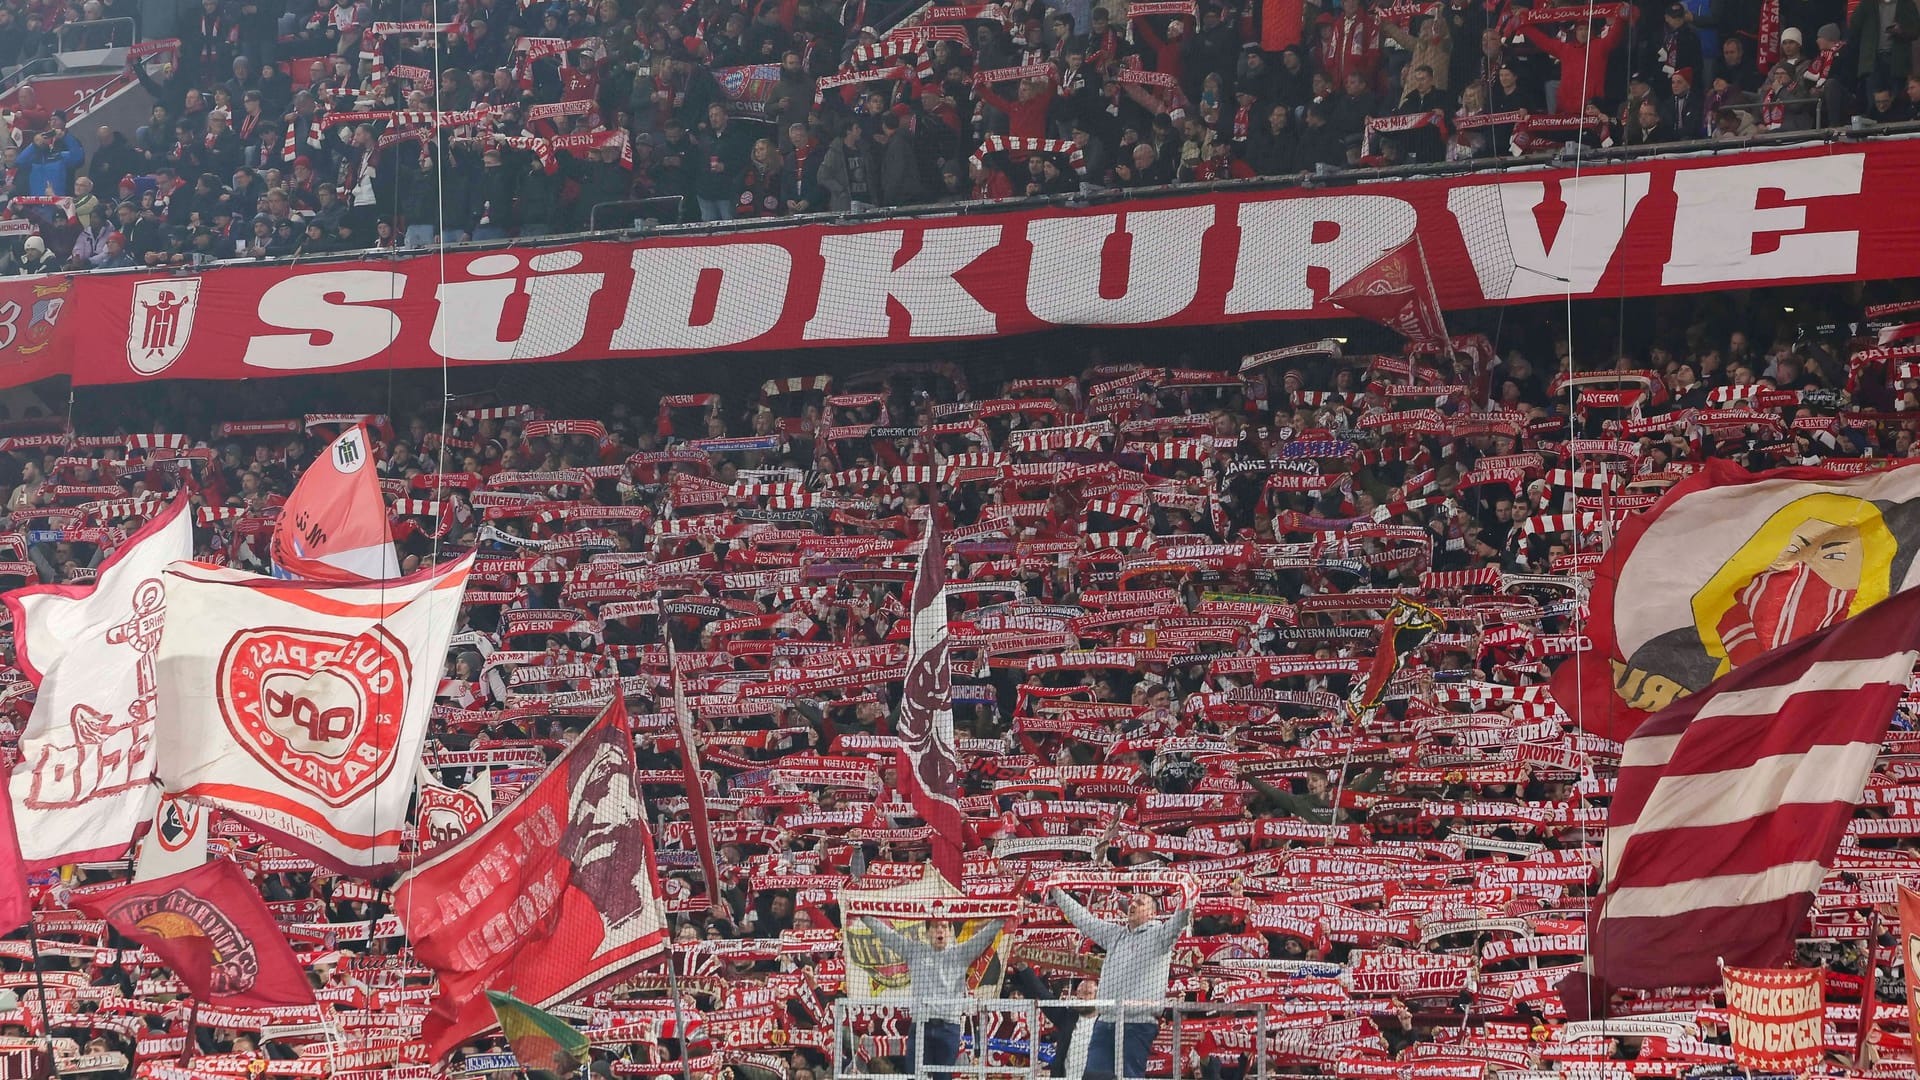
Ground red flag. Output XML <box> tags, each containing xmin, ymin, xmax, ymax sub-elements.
<box><xmin>668</xmin><ymin>640</ymin><xmax>723</xmax><ymax>899</ymax></box>
<box><xmin>269</xmin><ymin>424</ymin><xmax>401</xmax><ymax>581</ymax></box>
<box><xmin>1721</xmin><ymin>965</ymin><xmax>1824</xmax><ymax>1073</ymax></box>
<box><xmin>1587</xmin><ymin>583</ymin><xmax>1920</xmax><ymax>989</ymax></box>
<box><xmin>395</xmin><ymin>695</ymin><xmax>667</xmax><ymax>1061</ymax></box>
<box><xmin>0</xmin><ymin>794</ymin><xmax>26</xmax><ymax>936</ymax></box>
<box><xmin>893</xmin><ymin>517</ymin><xmax>971</xmax><ymax>887</ymax></box>
<box><xmin>73</xmin><ymin>859</ymin><xmax>315</xmax><ymax>1008</ymax></box>
<box><xmin>1258</xmin><ymin>0</ymin><xmax>1302</xmax><ymax>50</ymax></box>
<box><xmin>1324</xmin><ymin>240</ymin><xmax>1448</xmax><ymax>348</ymax></box>
<box><xmin>1899</xmin><ymin>887</ymin><xmax>1920</xmax><ymax>1040</ymax></box>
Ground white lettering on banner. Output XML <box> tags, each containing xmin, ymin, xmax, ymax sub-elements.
<box><xmin>611</xmin><ymin>245</ymin><xmax>790</xmax><ymax>351</ymax></box>
<box><xmin>1027</xmin><ymin>206</ymin><xmax>1211</xmax><ymax>324</ymax></box>
<box><xmin>1224</xmin><ymin>195</ymin><xmax>1417</xmax><ymax>314</ymax></box>
<box><xmin>1663</xmin><ymin>155</ymin><xmax>1864</xmax><ymax>286</ymax></box>
<box><xmin>1449</xmin><ymin>174</ymin><xmax>1652</xmax><ymax>299</ymax></box>
<box><xmin>431</xmin><ymin>250</ymin><xmax>606</xmax><ymax>361</ymax></box>
<box><xmin>802</xmin><ymin>227</ymin><xmax>1001</xmax><ymax>339</ymax></box>
<box><xmin>243</xmin><ymin>271</ymin><xmax>402</xmax><ymax>370</ymax></box>
<box><xmin>89</xmin><ymin>146</ymin><xmax>1909</xmax><ymax>381</ymax></box>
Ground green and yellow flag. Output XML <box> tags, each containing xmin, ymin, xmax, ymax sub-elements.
<box><xmin>487</xmin><ymin>990</ymin><xmax>590</xmax><ymax>1074</ymax></box>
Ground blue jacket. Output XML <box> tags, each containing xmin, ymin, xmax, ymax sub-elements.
<box><xmin>16</xmin><ymin>133</ymin><xmax>84</xmax><ymax>197</ymax></box>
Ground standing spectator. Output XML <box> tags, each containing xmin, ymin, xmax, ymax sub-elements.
<box><xmin>87</xmin><ymin>125</ymin><xmax>143</xmax><ymax>190</ymax></box>
<box><xmin>975</xmin><ymin>75</ymin><xmax>1057</xmax><ymax>147</ymax></box>
<box><xmin>737</xmin><ymin>138</ymin><xmax>789</xmax><ymax>217</ymax></box>
<box><xmin>1394</xmin><ymin>63</ymin><xmax>1453</xmax><ymax>161</ymax></box>
<box><xmin>470</xmin><ymin>147</ymin><xmax>517</xmax><ymax>241</ymax></box>
<box><xmin>856</xmin><ymin>916</ymin><xmax>1005</xmax><ymax>1080</ymax></box>
<box><xmin>1049</xmin><ymin>889</ymin><xmax>1190</xmax><ymax>1080</ymax></box>
<box><xmin>1656</xmin><ymin>2</ymin><xmax>1706</xmax><ymax>79</ymax></box>
<box><xmin>784</xmin><ymin>123</ymin><xmax>821</xmax><ymax>214</ymax></box>
<box><xmin>695</xmin><ymin>102</ymin><xmax>753</xmax><ymax>221</ymax></box>
<box><xmin>1317</xmin><ymin>0</ymin><xmax>1385</xmax><ymax>92</ymax></box>
<box><xmin>1848</xmin><ymin>0</ymin><xmax>1920</xmax><ymax>90</ymax></box>
<box><xmin>14</xmin><ymin>127</ymin><xmax>84</xmax><ymax>197</ymax></box>
<box><xmin>186</xmin><ymin>0</ymin><xmax>236</xmax><ymax>86</ymax></box>
<box><xmin>1521</xmin><ymin>9</ymin><xmax>1631</xmax><ymax>116</ymax></box>
<box><xmin>203</xmin><ymin>109</ymin><xmax>243</xmax><ymax>177</ymax></box>
<box><xmin>326</xmin><ymin>0</ymin><xmax>368</xmax><ymax>59</ymax></box>
<box><xmin>876</xmin><ymin>111</ymin><xmax>924</xmax><ymax>207</ymax></box>
<box><xmin>816</xmin><ymin>119</ymin><xmax>878</xmax><ymax>211</ymax></box>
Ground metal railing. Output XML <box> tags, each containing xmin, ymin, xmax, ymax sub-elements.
<box><xmin>831</xmin><ymin>998</ymin><xmax>1272</xmax><ymax>1080</ymax></box>
<box><xmin>54</xmin><ymin>17</ymin><xmax>136</xmax><ymax>53</ymax></box>
<box><xmin>0</xmin><ymin>58</ymin><xmax>60</xmax><ymax>101</ymax></box>
<box><xmin>588</xmin><ymin>196</ymin><xmax>687</xmax><ymax>232</ymax></box>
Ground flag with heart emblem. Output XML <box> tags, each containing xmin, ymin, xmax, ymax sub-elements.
<box><xmin>154</xmin><ymin>555</ymin><xmax>473</xmax><ymax>872</ymax></box>
<box><xmin>5</xmin><ymin>497</ymin><xmax>193</xmax><ymax>869</ymax></box>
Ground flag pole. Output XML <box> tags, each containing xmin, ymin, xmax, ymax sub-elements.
<box><xmin>633</xmin><ymin>768</ymin><xmax>693</xmax><ymax>1080</ymax></box>
<box><xmin>24</xmin><ymin>918</ymin><xmax>65</xmax><ymax>1079</ymax></box>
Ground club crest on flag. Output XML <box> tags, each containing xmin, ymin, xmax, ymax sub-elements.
<box><xmin>126</xmin><ymin>278</ymin><xmax>200</xmax><ymax>376</ymax></box>
<box><xmin>419</xmin><ymin>782</ymin><xmax>487</xmax><ymax>853</ymax></box>
<box><xmin>107</xmin><ymin>886</ymin><xmax>260</xmax><ymax>996</ymax></box>
<box><xmin>216</xmin><ymin>626</ymin><xmax>411</xmax><ymax>806</ymax></box>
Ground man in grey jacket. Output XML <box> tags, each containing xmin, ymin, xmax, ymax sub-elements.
<box><xmin>816</xmin><ymin>120</ymin><xmax>879</xmax><ymax>213</ymax></box>
<box><xmin>1048</xmin><ymin>889</ymin><xmax>1191</xmax><ymax>1080</ymax></box>
<box><xmin>859</xmin><ymin>916</ymin><xmax>1005</xmax><ymax>1078</ymax></box>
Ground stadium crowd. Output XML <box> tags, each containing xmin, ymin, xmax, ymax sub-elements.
<box><xmin>0</xmin><ymin>0</ymin><xmax>1897</xmax><ymax>262</ymax></box>
<box><xmin>0</xmin><ymin>275</ymin><xmax>1913</xmax><ymax>1079</ymax></box>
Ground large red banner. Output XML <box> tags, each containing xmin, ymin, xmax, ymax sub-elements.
<box><xmin>1721</xmin><ymin>965</ymin><xmax>1825</xmax><ymax>1073</ymax></box>
<box><xmin>16</xmin><ymin>140</ymin><xmax>1920</xmax><ymax>387</ymax></box>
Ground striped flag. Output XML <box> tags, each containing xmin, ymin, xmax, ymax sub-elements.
<box><xmin>894</xmin><ymin>515</ymin><xmax>971</xmax><ymax>887</ymax></box>
<box><xmin>1587</xmin><ymin>584</ymin><xmax>1920</xmax><ymax>990</ymax></box>
<box><xmin>668</xmin><ymin>639</ymin><xmax>723</xmax><ymax>899</ymax></box>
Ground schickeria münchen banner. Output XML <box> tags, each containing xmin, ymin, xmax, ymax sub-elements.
<box><xmin>3</xmin><ymin>139</ymin><xmax>1918</xmax><ymax>388</ymax></box>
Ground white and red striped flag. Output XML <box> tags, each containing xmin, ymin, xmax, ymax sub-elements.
<box><xmin>894</xmin><ymin>514</ymin><xmax>972</xmax><ymax>886</ymax></box>
<box><xmin>1586</xmin><ymin>583</ymin><xmax>1920</xmax><ymax>990</ymax></box>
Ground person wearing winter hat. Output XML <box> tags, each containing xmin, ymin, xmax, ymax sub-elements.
<box><xmin>15</xmin><ymin>235</ymin><xmax>56</xmax><ymax>276</ymax></box>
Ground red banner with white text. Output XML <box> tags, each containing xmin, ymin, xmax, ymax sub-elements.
<box><xmin>19</xmin><ymin>139</ymin><xmax>1920</xmax><ymax>387</ymax></box>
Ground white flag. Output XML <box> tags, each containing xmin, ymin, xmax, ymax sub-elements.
<box><xmin>133</xmin><ymin>792</ymin><xmax>208</xmax><ymax>882</ymax></box>
<box><xmin>155</xmin><ymin>555</ymin><xmax>474</xmax><ymax>872</ymax></box>
<box><xmin>5</xmin><ymin>500</ymin><xmax>192</xmax><ymax>868</ymax></box>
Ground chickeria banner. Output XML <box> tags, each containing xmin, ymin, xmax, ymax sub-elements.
<box><xmin>1720</xmin><ymin>965</ymin><xmax>1824</xmax><ymax>1073</ymax></box>
<box><xmin>9</xmin><ymin>141</ymin><xmax>1920</xmax><ymax>386</ymax></box>
<box><xmin>154</xmin><ymin>555</ymin><xmax>474</xmax><ymax>871</ymax></box>
<box><xmin>837</xmin><ymin>867</ymin><xmax>1010</xmax><ymax>1001</ymax></box>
